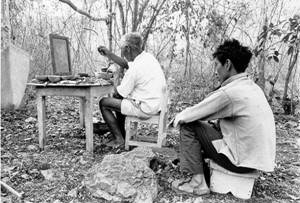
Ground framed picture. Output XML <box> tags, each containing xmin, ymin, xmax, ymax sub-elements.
<box><xmin>49</xmin><ymin>34</ymin><xmax>72</xmax><ymax>75</ymax></box>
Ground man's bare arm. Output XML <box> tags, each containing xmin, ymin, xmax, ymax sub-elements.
<box><xmin>98</xmin><ymin>46</ymin><xmax>129</xmax><ymax>70</ymax></box>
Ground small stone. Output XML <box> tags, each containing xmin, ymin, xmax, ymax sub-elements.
<box><xmin>285</xmin><ymin>121</ymin><xmax>298</xmax><ymax>128</ymax></box>
<box><xmin>296</xmin><ymin>138</ymin><xmax>300</xmax><ymax>148</ymax></box>
<box><xmin>67</xmin><ymin>188</ymin><xmax>77</xmax><ymax>197</ymax></box>
<box><xmin>41</xmin><ymin>169</ymin><xmax>55</xmax><ymax>181</ymax></box>
<box><xmin>193</xmin><ymin>197</ymin><xmax>203</xmax><ymax>203</ymax></box>
<box><xmin>276</xmin><ymin>128</ymin><xmax>288</xmax><ymax>137</ymax></box>
<box><xmin>260</xmin><ymin>177</ymin><xmax>266</xmax><ymax>181</ymax></box>
<box><xmin>292</xmin><ymin>177</ymin><xmax>300</xmax><ymax>185</ymax></box>
<box><xmin>25</xmin><ymin>117</ymin><xmax>37</xmax><ymax>123</ymax></box>
<box><xmin>21</xmin><ymin>174</ymin><xmax>30</xmax><ymax>179</ymax></box>
<box><xmin>29</xmin><ymin>169</ymin><xmax>39</xmax><ymax>174</ymax></box>
<box><xmin>79</xmin><ymin>156</ymin><xmax>88</xmax><ymax>165</ymax></box>
<box><xmin>27</xmin><ymin>145</ymin><xmax>38</xmax><ymax>151</ymax></box>
<box><xmin>287</xmin><ymin>167</ymin><xmax>300</xmax><ymax>176</ymax></box>
<box><xmin>1</xmin><ymin>177</ymin><xmax>10</xmax><ymax>183</ymax></box>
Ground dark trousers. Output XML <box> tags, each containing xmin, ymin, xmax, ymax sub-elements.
<box><xmin>180</xmin><ymin>121</ymin><xmax>254</xmax><ymax>176</ymax></box>
<box><xmin>115</xmin><ymin>111</ymin><xmax>126</xmax><ymax>138</ymax></box>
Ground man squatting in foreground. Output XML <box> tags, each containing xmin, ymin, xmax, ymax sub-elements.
<box><xmin>171</xmin><ymin>39</ymin><xmax>276</xmax><ymax>195</ymax></box>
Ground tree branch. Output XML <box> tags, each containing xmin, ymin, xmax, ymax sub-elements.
<box><xmin>58</xmin><ymin>0</ymin><xmax>108</xmax><ymax>22</ymax></box>
<box><xmin>137</xmin><ymin>0</ymin><xmax>150</xmax><ymax>28</ymax></box>
<box><xmin>132</xmin><ymin>0</ymin><xmax>139</xmax><ymax>32</ymax></box>
<box><xmin>116</xmin><ymin>0</ymin><xmax>126</xmax><ymax>35</ymax></box>
<box><xmin>142</xmin><ymin>0</ymin><xmax>167</xmax><ymax>49</ymax></box>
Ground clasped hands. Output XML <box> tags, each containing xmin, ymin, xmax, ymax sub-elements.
<box><xmin>169</xmin><ymin>113</ymin><xmax>185</xmax><ymax>129</ymax></box>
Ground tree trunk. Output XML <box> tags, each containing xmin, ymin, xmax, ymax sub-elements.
<box><xmin>142</xmin><ymin>0</ymin><xmax>167</xmax><ymax>50</ymax></box>
<box><xmin>257</xmin><ymin>17</ymin><xmax>268</xmax><ymax>92</ymax></box>
<box><xmin>1</xmin><ymin>0</ymin><xmax>10</xmax><ymax>50</ymax></box>
<box><xmin>107</xmin><ymin>0</ymin><xmax>113</xmax><ymax>52</ymax></box>
<box><xmin>283</xmin><ymin>43</ymin><xmax>299</xmax><ymax>102</ymax></box>
<box><xmin>184</xmin><ymin>0</ymin><xmax>191</xmax><ymax>79</ymax></box>
<box><xmin>268</xmin><ymin>59</ymin><xmax>284</xmax><ymax>103</ymax></box>
<box><xmin>116</xmin><ymin>0</ymin><xmax>126</xmax><ymax>35</ymax></box>
<box><xmin>132</xmin><ymin>0</ymin><xmax>138</xmax><ymax>32</ymax></box>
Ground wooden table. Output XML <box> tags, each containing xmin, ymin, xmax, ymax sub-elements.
<box><xmin>28</xmin><ymin>83</ymin><xmax>113</xmax><ymax>153</ymax></box>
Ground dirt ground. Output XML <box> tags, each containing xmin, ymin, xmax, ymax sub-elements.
<box><xmin>1</xmin><ymin>96</ymin><xmax>300</xmax><ymax>203</ymax></box>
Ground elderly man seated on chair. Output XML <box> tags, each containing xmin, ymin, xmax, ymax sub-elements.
<box><xmin>171</xmin><ymin>39</ymin><xmax>276</xmax><ymax>195</ymax></box>
<box><xmin>97</xmin><ymin>32</ymin><xmax>166</xmax><ymax>148</ymax></box>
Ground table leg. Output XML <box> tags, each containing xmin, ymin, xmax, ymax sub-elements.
<box><xmin>79</xmin><ymin>97</ymin><xmax>85</xmax><ymax>128</ymax></box>
<box><xmin>84</xmin><ymin>93</ymin><xmax>94</xmax><ymax>153</ymax></box>
<box><xmin>37</xmin><ymin>95</ymin><xmax>46</xmax><ymax>150</ymax></box>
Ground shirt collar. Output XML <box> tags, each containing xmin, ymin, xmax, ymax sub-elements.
<box><xmin>133</xmin><ymin>51</ymin><xmax>145</xmax><ymax>62</ymax></box>
<box><xmin>221</xmin><ymin>72</ymin><xmax>248</xmax><ymax>87</ymax></box>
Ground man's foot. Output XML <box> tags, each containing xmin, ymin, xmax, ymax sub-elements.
<box><xmin>93</xmin><ymin>122</ymin><xmax>110</xmax><ymax>134</ymax></box>
<box><xmin>172</xmin><ymin>174</ymin><xmax>210</xmax><ymax>196</ymax></box>
<box><xmin>105</xmin><ymin>139</ymin><xmax>124</xmax><ymax>148</ymax></box>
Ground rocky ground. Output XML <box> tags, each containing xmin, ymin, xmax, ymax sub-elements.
<box><xmin>1</xmin><ymin>96</ymin><xmax>300</xmax><ymax>203</ymax></box>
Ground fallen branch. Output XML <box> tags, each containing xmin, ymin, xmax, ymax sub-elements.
<box><xmin>0</xmin><ymin>180</ymin><xmax>24</xmax><ymax>200</ymax></box>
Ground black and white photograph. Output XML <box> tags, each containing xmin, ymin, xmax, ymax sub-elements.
<box><xmin>1</xmin><ymin>0</ymin><xmax>300</xmax><ymax>202</ymax></box>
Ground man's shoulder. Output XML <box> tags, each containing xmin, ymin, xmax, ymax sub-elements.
<box><xmin>140</xmin><ymin>51</ymin><xmax>158</xmax><ymax>62</ymax></box>
<box><xmin>221</xmin><ymin>77</ymin><xmax>266</xmax><ymax>101</ymax></box>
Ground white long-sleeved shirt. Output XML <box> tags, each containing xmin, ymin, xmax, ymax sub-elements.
<box><xmin>175</xmin><ymin>73</ymin><xmax>276</xmax><ymax>172</ymax></box>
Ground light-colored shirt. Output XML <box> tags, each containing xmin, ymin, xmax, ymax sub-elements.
<box><xmin>175</xmin><ymin>73</ymin><xmax>276</xmax><ymax>172</ymax></box>
<box><xmin>117</xmin><ymin>51</ymin><xmax>166</xmax><ymax>114</ymax></box>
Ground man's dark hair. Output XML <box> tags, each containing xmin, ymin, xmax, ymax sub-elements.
<box><xmin>212</xmin><ymin>39</ymin><xmax>252</xmax><ymax>73</ymax></box>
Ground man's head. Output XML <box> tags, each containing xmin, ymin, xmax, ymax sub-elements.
<box><xmin>120</xmin><ymin>32</ymin><xmax>143</xmax><ymax>61</ymax></box>
<box><xmin>212</xmin><ymin>39</ymin><xmax>252</xmax><ymax>83</ymax></box>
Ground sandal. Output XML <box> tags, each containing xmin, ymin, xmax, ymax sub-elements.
<box><xmin>172</xmin><ymin>178</ymin><xmax>210</xmax><ymax>196</ymax></box>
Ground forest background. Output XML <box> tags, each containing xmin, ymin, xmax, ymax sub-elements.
<box><xmin>6</xmin><ymin>0</ymin><xmax>300</xmax><ymax>111</ymax></box>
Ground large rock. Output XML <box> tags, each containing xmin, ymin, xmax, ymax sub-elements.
<box><xmin>83</xmin><ymin>147</ymin><xmax>157</xmax><ymax>203</ymax></box>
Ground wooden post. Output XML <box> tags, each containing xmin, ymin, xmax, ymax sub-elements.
<box><xmin>37</xmin><ymin>94</ymin><xmax>46</xmax><ymax>149</ymax></box>
<box><xmin>79</xmin><ymin>97</ymin><xmax>86</xmax><ymax>128</ymax></box>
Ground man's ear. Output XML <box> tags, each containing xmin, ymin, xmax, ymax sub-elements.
<box><xmin>225</xmin><ymin>59</ymin><xmax>232</xmax><ymax>71</ymax></box>
<box><xmin>126</xmin><ymin>46</ymin><xmax>131</xmax><ymax>53</ymax></box>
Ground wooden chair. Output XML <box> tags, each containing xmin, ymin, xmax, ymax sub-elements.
<box><xmin>124</xmin><ymin>86</ymin><xmax>168</xmax><ymax>150</ymax></box>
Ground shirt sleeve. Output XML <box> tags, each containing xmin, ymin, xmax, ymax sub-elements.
<box><xmin>116</xmin><ymin>63</ymin><xmax>136</xmax><ymax>98</ymax></box>
<box><xmin>176</xmin><ymin>89</ymin><xmax>233</xmax><ymax>123</ymax></box>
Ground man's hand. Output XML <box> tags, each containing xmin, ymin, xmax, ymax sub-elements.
<box><xmin>173</xmin><ymin>114</ymin><xmax>184</xmax><ymax>128</ymax></box>
<box><xmin>113</xmin><ymin>87</ymin><xmax>123</xmax><ymax>99</ymax></box>
<box><xmin>97</xmin><ymin>46</ymin><xmax>110</xmax><ymax>56</ymax></box>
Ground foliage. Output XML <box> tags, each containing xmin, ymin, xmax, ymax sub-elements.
<box><xmin>1</xmin><ymin>88</ymin><xmax>300</xmax><ymax>202</ymax></box>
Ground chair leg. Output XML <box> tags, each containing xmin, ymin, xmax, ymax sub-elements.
<box><xmin>157</xmin><ymin>119</ymin><xmax>167</xmax><ymax>147</ymax></box>
<box><xmin>125</xmin><ymin>119</ymin><xmax>131</xmax><ymax>150</ymax></box>
<box><xmin>125</xmin><ymin>120</ymin><xmax>138</xmax><ymax>150</ymax></box>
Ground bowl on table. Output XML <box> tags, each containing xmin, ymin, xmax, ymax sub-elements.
<box><xmin>48</xmin><ymin>75</ymin><xmax>61</xmax><ymax>83</ymax></box>
<box><xmin>35</xmin><ymin>75</ymin><xmax>49</xmax><ymax>82</ymax></box>
<box><xmin>61</xmin><ymin>75</ymin><xmax>76</xmax><ymax>80</ymax></box>
<box><xmin>95</xmin><ymin>72</ymin><xmax>113</xmax><ymax>80</ymax></box>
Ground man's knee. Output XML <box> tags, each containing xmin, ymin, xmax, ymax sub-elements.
<box><xmin>99</xmin><ymin>97</ymin><xmax>109</xmax><ymax>109</ymax></box>
<box><xmin>180</xmin><ymin>121</ymin><xmax>207</xmax><ymax>138</ymax></box>
<box><xmin>180</xmin><ymin>121</ymin><xmax>198</xmax><ymax>132</ymax></box>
